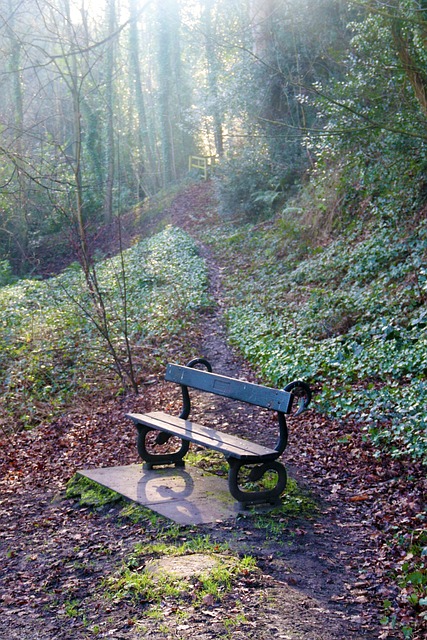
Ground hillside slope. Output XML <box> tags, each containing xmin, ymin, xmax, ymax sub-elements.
<box><xmin>172</xmin><ymin>180</ymin><xmax>427</xmax><ymax>638</ymax></box>
<box><xmin>185</xmin><ymin>196</ymin><xmax>427</xmax><ymax>464</ymax></box>
<box><xmin>0</xmin><ymin>181</ymin><xmax>425</xmax><ymax>639</ymax></box>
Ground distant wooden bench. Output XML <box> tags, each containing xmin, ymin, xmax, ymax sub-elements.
<box><xmin>126</xmin><ymin>358</ymin><xmax>311</xmax><ymax>506</ymax></box>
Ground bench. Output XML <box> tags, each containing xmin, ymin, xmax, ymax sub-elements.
<box><xmin>126</xmin><ymin>358</ymin><xmax>311</xmax><ymax>506</ymax></box>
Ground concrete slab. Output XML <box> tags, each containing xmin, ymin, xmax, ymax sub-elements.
<box><xmin>78</xmin><ymin>464</ymin><xmax>240</xmax><ymax>525</ymax></box>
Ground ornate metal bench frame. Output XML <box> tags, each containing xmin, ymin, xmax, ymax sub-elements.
<box><xmin>126</xmin><ymin>358</ymin><xmax>311</xmax><ymax>507</ymax></box>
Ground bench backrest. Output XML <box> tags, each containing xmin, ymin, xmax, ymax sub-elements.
<box><xmin>165</xmin><ymin>364</ymin><xmax>292</xmax><ymax>414</ymax></box>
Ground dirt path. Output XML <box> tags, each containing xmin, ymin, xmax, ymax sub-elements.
<box><xmin>171</xmin><ymin>237</ymin><xmax>384</xmax><ymax>639</ymax></box>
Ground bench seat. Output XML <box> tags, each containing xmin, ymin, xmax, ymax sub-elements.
<box><xmin>127</xmin><ymin>411</ymin><xmax>278</xmax><ymax>461</ymax></box>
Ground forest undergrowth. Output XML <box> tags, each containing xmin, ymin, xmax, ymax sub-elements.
<box><xmin>172</xmin><ymin>180</ymin><xmax>427</xmax><ymax>639</ymax></box>
<box><xmin>0</xmin><ymin>180</ymin><xmax>426</xmax><ymax>639</ymax></box>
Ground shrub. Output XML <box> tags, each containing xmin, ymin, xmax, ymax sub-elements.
<box><xmin>0</xmin><ymin>260</ymin><xmax>14</xmax><ymax>287</ymax></box>
<box><xmin>214</xmin><ymin>144</ymin><xmax>279</xmax><ymax>219</ymax></box>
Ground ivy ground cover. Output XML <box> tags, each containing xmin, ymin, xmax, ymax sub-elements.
<box><xmin>0</xmin><ymin>227</ymin><xmax>209</xmax><ymax>431</ymax></box>
<box><xmin>205</xmin><ymin>215</ymin><xmax>427</xmax><ymax>463</ymax></box>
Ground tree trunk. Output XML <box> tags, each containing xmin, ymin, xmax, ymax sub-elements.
<box><xmin>103</xmin><ymin>0</ymin><xmax>117</xmax><ymax>224</ymax></box>
<box><xmin>156</xmin><ymin>0</ymin><xmax>176</xmax><ymax>186</ymax></box>
<box><xmin>249</xmin><ymin>0</ymin><xmax>277</xmax><ymax>57</ymax></box>
<box><xmin>391</xmin><ymin>18</ymin><xmax>427</xmax><ymax>120</ymax></box>
<box><xmin>6</xmin><ymin>0</ymin><xmax>29</xmax><ymax>273</ymax></box>
<box><xmin>129</xmin><ymin>0</ymin><xmax>158</xmax><ymax>195</ymax></box>
<box><xmin>203</xmin><ymin>0</ymin><xmax>224</xmax><ymax>157</ymax></box>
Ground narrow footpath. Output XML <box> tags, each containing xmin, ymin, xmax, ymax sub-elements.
<box><xmin>168</xmin><ymin>185</ymin><xmax>384</xmax><ymax>639</ymax></box>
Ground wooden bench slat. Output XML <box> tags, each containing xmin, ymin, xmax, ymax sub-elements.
<box><xmin>126</xmin><ymin>411</ymin><xmax>278</xmax><ymax>459</ymax></box>
<box><xmin>165</xmin><ymin>364</ymin><xmax>292</xmax><ymax>413</ymax></box>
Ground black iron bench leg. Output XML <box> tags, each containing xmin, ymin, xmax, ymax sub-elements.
<box><xmin>136</xmin><ymin>424</ymin><xmax>189</xmax><ymax>468</ymax></box>
<box><xmin>227</xmin><ymin>458</ymin><xmax>287</xmax><ymax>507</ymax></box>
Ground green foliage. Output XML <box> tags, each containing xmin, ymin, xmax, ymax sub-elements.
<box><xmin>185</xmin><ymin>449</ymin><xmax>228</xmax><ymax>476</ymax></box>
<box><xmin>206</xmin><ymin>210</ymin><xmax>427</xmax><ymax>462</ymax></box>
<box><xmin>214</xmin><ymin>143</ymin><xmax>279</xmax><ymax>219</ymax></box>
<box><xmin>118</xmin><ymin>502</ymin><xmax>163</xmax><ymax>525</ymax></box>
<box><xmin>0</xmin><ymin>227</ymin><xmax>209</xmax><ymax>430</ymax></box>
<box><xmin>214</xmin><ymin>1</ymin><xmax>349</xmax><ymax>219</ymax></box>
<box><xmin>380</xmin><ymin>528</ymin><xmax>427</xmax><ymax>634</ymax></box>
<box><xmin>278</xmin><ymin>478</ymin><xmax>318</xmax><ymax>520</ymax></box>
<box><xmin>309</xmin><ymin>1</ymin><xmax>427</xmax><ymax>218</ymax></box>
<box><xmin>0</xmin><ymin>260</ymin><xmax>15</xmax><ymax>287</ymax></box>
<box><xmin>63</xmin><ymin>599</ymin><xmax>82</xmax><ymax>618</ymax></box>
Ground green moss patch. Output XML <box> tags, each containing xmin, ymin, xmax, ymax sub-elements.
<box><xmin>105</xmin><ymin>535</ymin><xmax>257</xmax><ymax>609</ymax></box>
<box><xmin>66</xmin><ymin>474</ymin><xmax>122</xmax><ymax>508</ymax></box>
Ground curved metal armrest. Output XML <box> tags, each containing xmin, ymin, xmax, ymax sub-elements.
<box><xmin>186</xmin><ymin>357</ymin><xmax>212</xmax><ymax>372</ymax></box>
<box><xmin>178</xmin><ymin>357</ymin><xmax>213</xmax><ymax>419</ymax></box>
<box><xmin>284</xmin><ymin>380</ymin><xmax>312</xmax><ymax>416</ymax></box>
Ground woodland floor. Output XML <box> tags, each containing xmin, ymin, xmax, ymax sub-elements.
<box><xmin>0</xmin><ymin>182</ymin><xmax>426</xmax><ymax>639</ymax></box>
